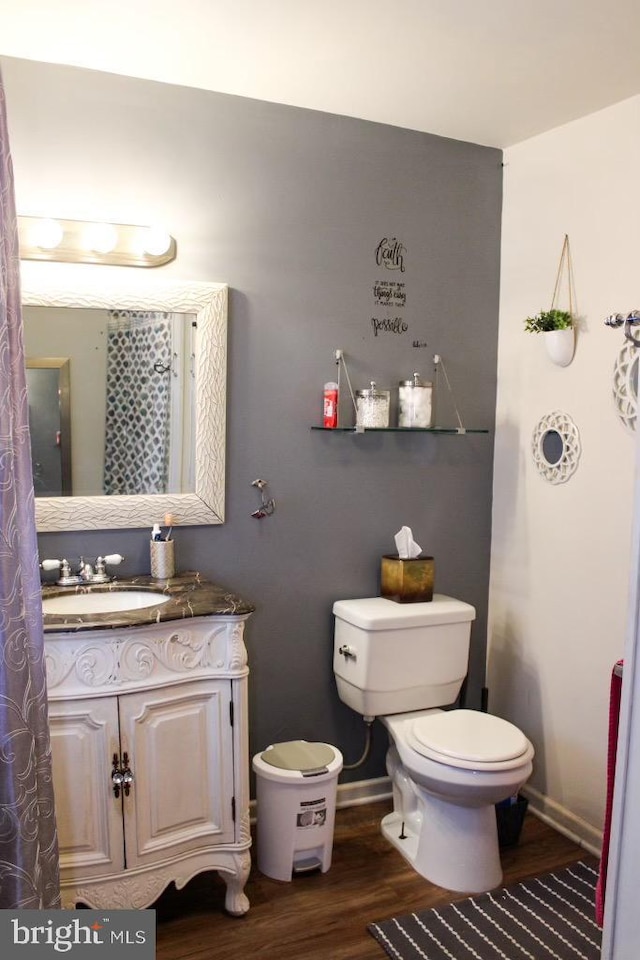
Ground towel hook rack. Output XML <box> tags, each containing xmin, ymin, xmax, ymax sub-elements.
<box><xmin>604</xmin><ymin>310</ymin><xmax>640</xmax><ymax>347</ymax></box>
<box><xmin>251</xmin><ymin>478</ymin><xmax>275</xmax><ymax>519</ymax></box>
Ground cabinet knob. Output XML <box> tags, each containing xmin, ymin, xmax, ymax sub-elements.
<box><xmin>121</xmin><ymin>752</ymin><xmax>134</xmax><ymax>797</ymax></box>
<box><xmin>111</xmin><ymin>753</ymin><xmax>124</xmax><ymax>798</ymax></box>
<box><xmin>111</xmin><ymin>751</ymin><xmax>134</xmax><ymax>798</ymax></box>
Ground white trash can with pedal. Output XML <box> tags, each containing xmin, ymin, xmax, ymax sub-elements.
<box><xmin>252</xmin><ymin>740</ymin><xmax>343</xmax><ymax>881</ymax></box>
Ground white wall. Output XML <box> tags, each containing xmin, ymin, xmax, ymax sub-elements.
<box><xmin>489</xmin><ymin>95</ymin><xmax>640</xmax><ymax>849</ymax></box>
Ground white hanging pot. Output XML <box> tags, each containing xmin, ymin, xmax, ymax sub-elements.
<box><xmin>544</xmin><ymin>327</ymin><xmax>575</xmax><ymax>367</ymax></box>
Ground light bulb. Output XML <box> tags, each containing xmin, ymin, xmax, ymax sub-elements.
<box><xmin>141</xmin><ymin>226</ymin><xmax>172</xmax><ymax>256</ymax></box>
<box><xmin>85</xmin><ymin>222</ymin><xmax>118</xmax><ymax>254</ymax></box>
<box><xmin>33</xmin><ymin>218</ymin><xmax>63</xmax><ymax>250</ymax></box>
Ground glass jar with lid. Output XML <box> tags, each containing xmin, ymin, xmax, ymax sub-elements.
<box><xmin>398</xmin><ymin>374</ymin><xmax>433</xmax><ymax>428</ymax></box>
<box><xmin>355</xmin><ymin>381</ymin><xmax>390</xmax><ymax>428</ymax></box>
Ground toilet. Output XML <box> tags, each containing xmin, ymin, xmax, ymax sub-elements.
<box><xmin>333</xmin><ymin>595</ymin><xmax>534</xmax><ymax>893</ymax></box>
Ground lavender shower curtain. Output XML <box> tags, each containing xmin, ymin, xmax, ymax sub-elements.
<box><xmin>0</xmin><ymin>72</ymin><xmax>60</xmax><ymax>907</ymax></box>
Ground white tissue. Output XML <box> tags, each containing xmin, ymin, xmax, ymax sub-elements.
<box><xmin>394</xmin><ymin>526</ymin><xmax>422</xmax><ymax>559</ymax></box>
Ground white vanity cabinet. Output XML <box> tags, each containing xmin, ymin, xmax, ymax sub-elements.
<box><xmin>44</xmin><ymin>613</ymin><xmax>251</xmax><ymax>914</ymax></box>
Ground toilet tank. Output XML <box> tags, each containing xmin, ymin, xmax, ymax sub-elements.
<box><xmin>333</xmin><ymin>595</ymin><xmax>476</xmax><ymax>717</ymax></box>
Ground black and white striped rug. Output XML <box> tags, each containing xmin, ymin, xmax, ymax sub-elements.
<box><xmin>368</xmin><ymin>859</ymin><xmax>601</xmax><ymax>960</ymax></box>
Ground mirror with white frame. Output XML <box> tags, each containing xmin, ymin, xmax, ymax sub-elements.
<box><xmin>22</xmin><ymin>272</ymin><xmax>227</xmax><ymax>531</ymax></box>
<box><xmin>531</xmin><ymin>410</ymin><xmax>581</xmax><ymax>485</ymax></box>
<box><xmin>612</xmin><ymin>338</ymin><xmax>638</xmax><ymax>432</ymax></box>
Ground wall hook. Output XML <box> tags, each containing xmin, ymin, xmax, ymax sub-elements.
<box><xmin>251</xmin><ymin>479</ymin><xmax>275</xmax><ymax>519</ymax></box>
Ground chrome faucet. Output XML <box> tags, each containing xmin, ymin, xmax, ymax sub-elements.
<box><xmin>41</xmin><ymin>554</ymin><xmax>125</xmax><ymax>586</ymax></box>
<box><xmin>78</xmin><ymin>558</ymin><xmax>94</xmax><ymax>582</ymax></box>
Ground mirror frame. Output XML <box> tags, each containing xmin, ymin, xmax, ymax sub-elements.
<box><xmin>531</xmin><ymin>409</ymin><xmax>581</xmax><ymax>485</ymax></box>
<box><xmin>22</xmin><ymin>274</ymin><xmax>227</xmax><ymax>531</ymax></box>
<box><xmin>613</xmin><ymin>338</ymin><xmax>637</xmax><ymax>433</ymax></box>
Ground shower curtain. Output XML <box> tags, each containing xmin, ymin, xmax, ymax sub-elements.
<box><xmin>0</xmin><ymin>72</ymin><xmax>60</xmax><ymax>907</ymax></box>
<box><xmin>103</xmin><ymin>309</ymin><xmax>172</xmax><ymax>495</ymax></box>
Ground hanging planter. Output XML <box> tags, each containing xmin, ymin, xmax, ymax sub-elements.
<box><xmin>524</xmin><ymin>235</ymin><xmax>577</xmax><ymax>367</ymax></box>
<box><xmin>544</xmin><ymin>326</ymin><xmax>575</xmax><ymax>367</ymax></box>
<box><xmin>524</xmin><ymin>310</ymin><xmax>576</xmax><ymax>366</ymax></box>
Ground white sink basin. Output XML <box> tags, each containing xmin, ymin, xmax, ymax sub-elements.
<box><xmin>42</xmin><ymin>590</ymin><xmax>171</xmax><ymax>616</ymax></box>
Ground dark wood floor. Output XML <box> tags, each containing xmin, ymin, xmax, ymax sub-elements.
<box><xmin>154</xmin><ymin>799</ymin><xmax>589</xmax><ymax>960</ymax></box>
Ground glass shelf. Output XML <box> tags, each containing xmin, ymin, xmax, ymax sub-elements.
<box><xmin>311</xmin><ymin>426</ymin><xmax>489</xmax><ymax>435</ymax></box>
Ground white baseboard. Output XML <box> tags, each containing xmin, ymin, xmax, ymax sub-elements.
<box><xmin>337</xmin><ymin>779</ymin><xmax>604</xmax><ymax>859</ymax></box>
<box><xmin>249</xmin><ymin>776</ymin><xmax>391</xmax><ymax>823</ymax></box>
<box><xmin>251</xmin><ymin>773</ymin><xmax>602</xmax><ymax>859</ymax></box>
<box><xmin>521</xmin><ymin>784</ymin><xmax>603</xmax><ymax>857</ymax></box>
<box><xmin>337</xmin><ymin>775</ymin><xmax>392</xmax><ymax>808</ymax></box>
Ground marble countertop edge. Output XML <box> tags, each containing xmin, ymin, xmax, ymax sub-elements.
<box><xmin>41</xmin><ymin>570</ymin><xmax>255</xmax><ymax>633</ymax></box>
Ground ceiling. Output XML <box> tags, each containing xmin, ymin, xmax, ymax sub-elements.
<box><xmin>1</xmin><ymin>0</ymin><xmax>639</xmax><ymax>148</ymax></box>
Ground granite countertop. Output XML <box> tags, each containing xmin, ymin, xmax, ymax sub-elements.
<box><xmin>41</xmin><ymin>571</ymin><xmax>255</xmax><ymax>633</ymax></box>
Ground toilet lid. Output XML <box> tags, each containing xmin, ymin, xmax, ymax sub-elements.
<box><xmin>408</xmin><ymin>710</ymin><xmax>530</xmax><ymax>770</ymax></box>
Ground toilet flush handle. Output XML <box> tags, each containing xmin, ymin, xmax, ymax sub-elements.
<box><xmin>339</xmin><ymin>644</ymin><xmax>357</xmax><ymax>661</ymax></box>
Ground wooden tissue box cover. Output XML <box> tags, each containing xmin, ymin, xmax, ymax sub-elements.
<box><xmin>381</xmin><ymin>554</ymin><xmax>434</xmax><ymax>603</ymax></box>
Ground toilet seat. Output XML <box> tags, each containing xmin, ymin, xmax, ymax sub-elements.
<box><xmin>407</xmin><ymin>709</ymin><xmax>530</xmax><ymax>771</ymax></box>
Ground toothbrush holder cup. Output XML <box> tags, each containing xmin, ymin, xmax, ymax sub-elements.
<box><xmin>150</xmin><ymin>539</ymin><xmax>175</xmax><ymax>580</ymax></box>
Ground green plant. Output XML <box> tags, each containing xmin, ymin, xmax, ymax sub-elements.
<box><xmin>524</xmin><ymin>308</ymin><xmax>573</xmax><ymax>333</ymax></box>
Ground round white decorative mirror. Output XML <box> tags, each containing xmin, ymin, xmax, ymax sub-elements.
<box><xmin>612</xmin><ymin>339</ymin><xmax>637</xmax><ymax>432</ymax></box>
<box><xmin>531</xmin><ymin>410</ymin><xmax>581</xmax><ymax>484</ymax></box>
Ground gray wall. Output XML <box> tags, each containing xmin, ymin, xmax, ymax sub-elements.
<box><xmin>2</xmin><ymin>57</ymin><xmax>502</xmax><ymax>787</ymax></box>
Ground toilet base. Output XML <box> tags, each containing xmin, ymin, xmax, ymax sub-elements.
<box><xmin>381</xmin><ymin>793</ymin><xmax>503</xmax><ymax>893</ymax></box>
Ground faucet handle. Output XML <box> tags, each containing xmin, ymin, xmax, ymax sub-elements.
<box><xmin>40</xmin><ymin>558</ymin><xmax>76</xmax><ymax>585</ymax></box>
<box><xmin>102</xmin><ymin>554</ymin><xmax>125</xmax><ymax>566</ymax></box>
<box><xmin>41</xmin><ymin>558</ymin><xmax>72</xmax><ymax>578</ymax></box>
<box><xmin>91</xmin><ymin>554</ymin><xmax>125</xmax><ymax>583</ymax></box>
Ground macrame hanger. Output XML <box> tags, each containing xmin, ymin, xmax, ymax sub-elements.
<box><xmin>550</xmin><ymin>234</ymin><xmax>574</xmax><ymax>316</ymax></box>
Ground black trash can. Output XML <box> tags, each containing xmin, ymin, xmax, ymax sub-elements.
<box><xmin>496</xmin><ymin>794</ymin><xmax>529</xmax><ymax>848</ymax></box>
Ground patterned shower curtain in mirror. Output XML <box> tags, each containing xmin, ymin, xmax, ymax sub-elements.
<box><xmin>0</xmin><ymin>72</ymin><xmax>60</xmax><ymax>907</ymax></box>
<box><xmin>103</xmin><ymin>309</ymin><xmax>172</xmax><ymax>495</ymax></box>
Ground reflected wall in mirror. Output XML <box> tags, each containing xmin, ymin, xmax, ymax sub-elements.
<box><xmin>541</xmin><ymin>429</ymin><xmax>564</xmax><ymax>467</ymax></box>
<box><xmin>22</xmin><ymin>273</ymin><xmax>227</xmax><ymax>531</ymax></box>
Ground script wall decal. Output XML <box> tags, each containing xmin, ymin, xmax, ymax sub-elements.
<box><xmin>371</xmin><ymin>237</ymin><xmax>408</xmax><ymax>337</ymax></box>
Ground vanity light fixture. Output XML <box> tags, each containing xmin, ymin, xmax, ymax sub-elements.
<box><xmin>33</xmin><ymin>218</ymin><xmax>64</xmax><ymax>250</ymax></box>
<box><xmin>84</xmin><ymin>221</ymin><xmax>118</xmax><ymax>255</ymax></box>
<box><xmin>17</xmin><ymin>215</ymin><xmax>176</xmax><ymax>267</ymax></box>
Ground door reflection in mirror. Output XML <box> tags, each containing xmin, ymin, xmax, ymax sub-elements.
<box><xmin>26</xmin><ymin>358</ymin><xmax>71</xmax><ymax>496</ymax></box>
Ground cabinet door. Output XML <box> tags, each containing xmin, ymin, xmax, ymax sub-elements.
<box><xmin>48</xmin><ymin>697</ymin><xmax>124</xmax><ymax>878</ymax></box>
<box><xmin>118</xmin><ymin>679</ymin><xmax>235</xmax><ymax>870</ymax></box>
